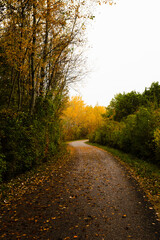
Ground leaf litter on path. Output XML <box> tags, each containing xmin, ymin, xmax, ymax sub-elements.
<box><xmin>0</xmin><ymin>140</ymin><xmax>160</xmax><ymax>240</ymax></box>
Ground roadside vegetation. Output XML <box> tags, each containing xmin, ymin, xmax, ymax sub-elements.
<box><xmin>88</xmin><ymin>82</ymin><xmax>160</xmax><ymax>218</ymax></box>
<box><xmin>89</xmin><ymin>82</ymin><xmax>160</xmax><ymax>165</ymax></box>
<box><xmin>0</xmin><ymin>145</ymin><xmax>69</xmax><ymax>204</ymax></box>
<box><xmin>0</xmin><ymin>0</ymin><xmax>100</xmax><ymax>183</ymax></box>
<box><xmin>62</xmin><ymin>96</ymin><xmax>105</xmax><ymax>141</ymax></box>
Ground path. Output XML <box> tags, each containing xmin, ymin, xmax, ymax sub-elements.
<box><xmin>0</xmin><ymin>140</ymin><xmax>160</xmax><ymax>239</ymax></box>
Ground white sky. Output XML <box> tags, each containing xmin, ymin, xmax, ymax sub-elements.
<box><xmin>70</xmin><ymin>0</ymin><xmax>160</xmax><ymax>107</ymax></box>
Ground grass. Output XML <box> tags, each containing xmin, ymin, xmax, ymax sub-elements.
<box><xmin>87</xmin><ymin>141</ymin><xmax>160</xmax><ymax>220</ymax></box>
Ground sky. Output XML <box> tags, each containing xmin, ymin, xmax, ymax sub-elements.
<box><xmin>69</xmin><ymin>0</ymin><xmax>160</xmax><ymax>107</ymax></box>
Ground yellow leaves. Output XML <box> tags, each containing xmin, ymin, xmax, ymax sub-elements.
<box><xmin>82</xmin><ymin>24</ymin><xmax>86</xmax><ymax>30</ymax></box>
<box><xmin>98</xmin><ymin>0</ymin><xmax>116</xmax><ymax>6</ymax></box>
<box><xmin>63</xmin><ymin>235</ymin><xmax>78</xmax><ymax>239</ymax></box>
<box><xmin>154</xmin><ymin>128</ymin><xmax>160</xmax><ymax>147</ymax></box>
<box><xmin>62</xmin><ymin>96</ymin><xmax>105</xmax><ymax>140</ymax></box>
<box><xmin>0</xmin><ymin>233</ymin><xmax>6</xmax><ymax>238</ymax></box>
<box><xmin>40</xmin><ymin>227</ymin><xmax>50</xmax><ymax>231</ymax></box>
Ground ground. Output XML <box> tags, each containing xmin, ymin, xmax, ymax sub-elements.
<box><xmin>0</xmin><ymin>140</ymin><xmax>160</xmax><ymax>239</ymax></box>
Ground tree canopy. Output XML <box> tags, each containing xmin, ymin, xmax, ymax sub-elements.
<box><xmin>89</xmin><ymin>82</ymin><xmax>160</xmax><ymax>164</ymax></box>
<box><xmin>106</xmin><ymin>82</ymin><xmax>160</xmax><ymax>122</ymax></box>
<box><xmin>62</xmin><ymin>96</ymin><xmax>105</xmax><ymax>140</ymax></box>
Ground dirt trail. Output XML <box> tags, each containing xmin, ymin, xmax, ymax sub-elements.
<box><xmin>0</xmin><ymin>140</ymin><xmax>160</xmax><ymax>239</ymax></box>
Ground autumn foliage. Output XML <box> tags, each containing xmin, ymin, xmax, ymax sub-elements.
<box><xmin>0</xmin><ymin>0</ymin><xmax>98</xmax><ymax>182</ymax></box>
<box><xmin>62</xmin><ymin>96</ymin><xmax>105</xmax><ymax>140</ymax></box>
<box><xmin>0</xmin><ymin>0</ymin><xmax>114</xmax><ymax>182</ymax></box>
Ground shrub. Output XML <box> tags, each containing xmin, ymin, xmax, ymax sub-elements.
<box><xmin>94</xmin><ymin>130</ymin><xmax>103</xmax><ymax>144</ymax></box>
<box><xmin>89</xmin><ymin>132</ymin><xmax>96</xmax><ymax>143</ymax></box>
<box><xmin>0</xmin><ymin>96</ymin><xmax>63</xmax><ymax>182</ymax></box>
<box><xmin>0</xmin><ymin>142</ymin><xmax>6</xmax><ymax>183</ymax></box>
<box><xmin>130</xmin><ymin>107</ymin><xmax>155</xmax><ymax>159</ymax></box>
<box><xmin>120</xmin><ymin>114</ymin><xmax>136</xmax><ymax>152</ymax></box>
<box><xmin>154</xmin><ymin>128</ymin><xmax>160</xmax><ymax>164</ymax></box>
<box><xmin>90</xmin><ymin>107</ymin><xmax>158</xmax><ymax>163</ymax></box>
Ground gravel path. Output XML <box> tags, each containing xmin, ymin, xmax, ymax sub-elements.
<box><xmin>0</xmin><ymin>140</ymin><xmax>160</xmax><ymax>239</ymax></box>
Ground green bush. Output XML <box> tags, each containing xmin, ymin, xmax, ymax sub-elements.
<box><xmin>89</xmin><ymin>132</ymin><xmax>96</xmax><ymax>143</ymax></box>
<box><xmin>94</xmin><ymin>130</ymin><xmax>103</xmax><ymax>144</ymax></box>
<box><xmin>90</xmin><ymin>82</ymin><xmax>160</xmax><ymax>164</ymax></box>
<box><xmin>90</xmin><ymin>107</ymin><xmax>158</xmax><ymax>163</ymax></box>
<box><xmin>154</xmin><ymin>128</ymin><xmax>160</xmax><ymax>164</ymax></box>
<box><xmin>0</xmin><ymin>96</ymin><xmax>63</xmax><ymax>182</ymax></box>
<box><xmin>129</xmin><ymin>107</ymin><xmax>155</xmax><ymax>159</ymax></box>
<box><xmin>0</xmin><ymin>142</ymin><xmax>6</xmax><ymax>183</ymax></box>
<box><xmin>0</xmin><ymin>111</ymin><xmax>37</xmax><ymax>180</ymax></box>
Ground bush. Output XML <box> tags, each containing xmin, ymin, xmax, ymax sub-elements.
<box><xmin>0</xmin><ymin>142</ymin><xmax>6</xmax><ymax>183</ymax></box>
<box><xmin>89</xmin><ymin>82</ymin><xmax>160</xmax><ymax>164</ymax></box>
<box><xmin>115</xmin><ymin>107</ymin><xmax>156</xmax><ymax>159</ymax></box>
<box><xmin>90</xmin><ymin>107</ymin><xmax>158</xmax><ymax>163</ymax></box>
<box><xmin>129</xmin><ymin>107</ymin><xmax>155</xmax><ymax>159</ymax></box>
<box><xmin>89</xmin><ymin>132</ymin><xmax>96</xmax><ymax>143</ymax></box>
<box><xmin>154</xmin><ymin>128</ymin><xmax>160</xmax><ymax>164</ymax></box>
<box><xmin>0</xmin><ymin>111</ymin><xmax>37</xmax><ymax>180</ymax></box>
<box><xmin>94</xmin><ymin>130</ymin><xmax>103</xmax><ymax>144</ymax></box>
<box><xmin>0</xmin><ymin>97</ymin><xmax>63</xmax><ymax>182</ymax></box>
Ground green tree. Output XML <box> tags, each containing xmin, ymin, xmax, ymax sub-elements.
<box><xmin>143</xmin><ymin>82</ymin><xmax>160</xmax><ymax>108</ymax></box>
<box><xmin>107</xmin><ymin>91</ymin><xmax>143</xmax><ymax>121</ymax></box>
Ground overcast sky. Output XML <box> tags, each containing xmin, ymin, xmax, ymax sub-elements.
<box><xmin>70</xmin><ymin>0</ymin><xmax>160</xmax><ymax>107</ymax></box>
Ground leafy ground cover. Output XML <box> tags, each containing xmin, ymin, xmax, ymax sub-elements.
<box><xmin>0</xmin><ymin>145</ymin><xmax>69</xmax><ymax>205</ymax></box>
<box><xmin>0</xmin><ymin>145</ymin><xmax>77</xmax><ymax>239</ymax></box>
<box><xmin>87</xmin><ymin>142</ymin><xmax>160</xmax><ymax>220</ymax></box>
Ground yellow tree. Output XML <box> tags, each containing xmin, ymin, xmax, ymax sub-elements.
<box><xmin>85</xmin><ymin>105</ymin><xmax>106</xmax><ymax>133</ymax></box>
<box><xmin>62</xmin><ymin>96</ymin><xmax>105</xmax><ymax>140</ymax></box>
<box><xmin>0</xmin><ymin>0</ymin><xmax>92</xmax><ymax>112</ymax></box>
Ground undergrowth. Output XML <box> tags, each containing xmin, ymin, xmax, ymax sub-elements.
<box><xmin>0</xmin><ymin>144</ymin><xmax>69</xmax><ymax>204</ymax></box>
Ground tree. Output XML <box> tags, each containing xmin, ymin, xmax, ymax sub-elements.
<box><xmin>0</xmin><ymin>0</ymin><xmax>114</xmax><ymax>181</ymax></box>
<box><xmin>62</xmin><ymin>96</ymin><xmax>105</xmax><ymax>140</ymax></box>
<box><xmin>0</xmin><ymin>0</ymin><xmax>90</xmax><ymax>112</ymax></box>
<box><xmin>143</xmin><ymin>82</ymin><xmax>160</xmax><ymax>108</ymax></box>
<box><xmin>107</xmin><ymin>91</ymin><xmax>144</xmax><ymax>121</ymax></box>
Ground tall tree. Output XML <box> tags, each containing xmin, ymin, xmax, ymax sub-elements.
<box><xmin>107</xmin><ymin>91</ymin><xmax>144</xmax><ymax>121</ymax></box>
<box><xmin>1</xmin><ymin>0</ymin><xmax>95</xmax><ymax>112</ymax></box>
<box><xmin>62</xmin><ymin>96</ymin><xmax>105</xmax><ymax>140</ymax></box>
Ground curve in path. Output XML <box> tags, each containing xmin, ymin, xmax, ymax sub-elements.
<box><xmin>0</xmin><ymin>140</ymin><xmax>160</xmax><ymax>240</ymax></box>
<box><xmin>66</xmin><ymin>140</ymin><xmax>160</xmax><ymax>240</ymax></box>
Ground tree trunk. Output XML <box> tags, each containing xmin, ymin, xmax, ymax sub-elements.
<box><xmin>40</xmin><ymin>0</ymin><xmax>50</xmax><ymax>96</ymax></box>
<box><xmin>30</xmin><ymin>0</ymin><xmax>36</xmax><ymax>114</ymax></box>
